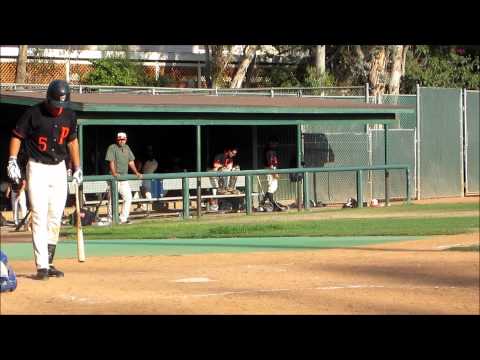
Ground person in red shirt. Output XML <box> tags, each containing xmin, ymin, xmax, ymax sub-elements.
<box><xmin>208</xmin><ymin>147</ymin><xmax>240</xmax><ymax>211</ymax></box>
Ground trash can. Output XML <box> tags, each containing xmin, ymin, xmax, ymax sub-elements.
<box><xmin>150</xmin><ymin>179</ymin><xmax>164</xmax><ymax>198</ymax></box>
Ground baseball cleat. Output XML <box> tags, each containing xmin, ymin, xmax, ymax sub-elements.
<box><xmin>35</xmin><ymin>268</ymin><xmax>49</xmax><ymax>281</ymax></box>
<box><xmin>48</xmin><ymin>266</ymin><xmax>64</xmax><ymax>277</ymax></box>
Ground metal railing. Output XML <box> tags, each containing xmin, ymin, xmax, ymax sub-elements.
<box><xmin>1</xmin><ymin>83</ymin><xmax>365</xmax><ymax>98</ymax></box>
<box><xmin>73</xmin><ymin>164</ymin><xmax>411</xmax><ymax>224</ymax></box>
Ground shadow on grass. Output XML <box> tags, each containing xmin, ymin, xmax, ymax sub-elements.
<box><xmin>445</xmin><ymin>244</ymin><xmax>479</xmax><ymax>252</ymax></box>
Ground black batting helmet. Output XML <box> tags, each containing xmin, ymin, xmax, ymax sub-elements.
<box><xmin>46</xmin><ymin>80</ymin><xmax>71</xmax><ymax>108</ymax></box>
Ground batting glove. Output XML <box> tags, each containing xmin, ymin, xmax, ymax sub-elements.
<box><xmin>7</xmin><ymin>157</ymin><xmax>21</xmax><ymax>184</ymax></box>
<box><xmin>72</xmin><ymin>168</ymin><xmax>83</xmax><ymax>185</ymax></box>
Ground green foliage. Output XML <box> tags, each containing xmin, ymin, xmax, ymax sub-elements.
<box><xmin>302</xmin><ymin>66</ymin><xmax>336</xmax><ymax>88</ymax></box>
<box><xmin>402</xmin><ymin>46</ymin><xmax>480</xmax><ymax>93</ymax></box>
<box><xmin>142</xmin><ymin>74</ymin><xmax>174</xmax><ymax>87</ymax></box>
<box><xmin>81</xmin><ymin>54</ymin><xmax>173</xmax><ymax>87</ymax></box>
<box><xmin>261</xmin><ymin>66</ymin><xmax>301</xmax><ymax>87</ymax></box>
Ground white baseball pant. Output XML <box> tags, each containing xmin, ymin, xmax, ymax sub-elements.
<box><xmin>267</xmin><ymin>174</ymin><xmax>279</xmax><ymax>193</ymax></box>
<box><xmin>11</xmin><ymin>189</ymin><xmax>27</xmax><ymax>226</ymax></box>
<box><xmin>27</xmin><ymin>160</ymin><xmax>68</xmax><ymax>270</ymax></box>
<box><xmin>107</xmin><ymin>181</ymin><xmax>133</xmax><ymax>223</ymax></box>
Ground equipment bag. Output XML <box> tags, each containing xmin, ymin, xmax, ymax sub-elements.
<box><xmin>0</xmin><ymin>250</ymin><xmax>17</xmax><ymax>293</ymax></box>
<box><xmin>71</xmin><ymin>208</ymin><xmax>97</xmax><ymax>226</ymax></box>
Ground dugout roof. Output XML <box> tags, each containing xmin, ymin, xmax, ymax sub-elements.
<box><xmin>0</xmin><ymin>90</ymin><xmax>413</xmax><ymax>126</ymax></box>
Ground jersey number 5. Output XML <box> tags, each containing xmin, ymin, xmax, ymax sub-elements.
<box><xmin>38</xmin><ymin>136</ymin><xmax>48</xmax><ymax>151</ymax></box>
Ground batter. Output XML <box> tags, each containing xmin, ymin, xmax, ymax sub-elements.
<box><xmin>7</xmin><ymin>80</ymin><xmax>83</xmax><ymax>280</ymax></box>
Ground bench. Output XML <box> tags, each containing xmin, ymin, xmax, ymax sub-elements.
<box><xmin>68</xmin><ymin>176</ymin><xmax>253</xmax><ymax>211</ymax></box>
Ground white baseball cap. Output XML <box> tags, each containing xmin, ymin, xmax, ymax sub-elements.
<box><xmin>117</xmin><ymin>132</ymin><xmax>127</xmax><ymax>139</ymax></box>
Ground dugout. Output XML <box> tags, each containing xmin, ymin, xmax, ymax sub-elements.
<box><xmin>0</xmin><ymin>90</ymin><xmax>414</xmax><ymax>202</ymax></box>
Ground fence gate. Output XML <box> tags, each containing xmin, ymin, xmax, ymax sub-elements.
<box><xmin>418</xmin><ymin>87</ymin><xmax>463</xmax><ymax>199</ymax></box>
<box><xmin>370</xmin><ymin>128</ymin><xmax>416</xmax><ymax>200</ymax></box>
<box><xmin>464</xmin><ymin>90</ymin><xmax>480</xmax><ymax>195</ymax></box>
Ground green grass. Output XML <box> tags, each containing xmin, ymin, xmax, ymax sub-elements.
<box><xmin>62</xmin><ymin>215</ymin><xmax>479</xmax><ymax>240</ymax></box>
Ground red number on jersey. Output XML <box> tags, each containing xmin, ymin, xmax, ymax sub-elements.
<box><xmin>38</xmin><ymin>136</ymin><xmax>48</xmax><ymax>151</ymax></box>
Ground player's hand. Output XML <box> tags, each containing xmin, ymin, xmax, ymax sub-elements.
<box><xmin>73</xmin><ymin>168</ymin><xmax>83</xmax><ymax>185</ymax></box>
<box><xmin>7</xmin><ymin>157</ymin><xmax>21</xmax><ymax>184</ymax></box>
<box><xmin>136</xmin><ymin>172</ymin><xmax>143</xmax><ymax>179</ymax></box>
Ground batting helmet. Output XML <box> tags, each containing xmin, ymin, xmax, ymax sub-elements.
<box><xmin>46</xmin><ymin>79</ymin><xmax>71</xmax><ymax>108</ymax></box>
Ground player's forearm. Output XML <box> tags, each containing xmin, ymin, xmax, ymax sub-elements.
<box><xmin>109</xmin><ymin>161</ymin><xmax>118</xmax><ymax>176</ymax></box>
<box><xmin>67</xmin><ymin>139</ymin><xmax>81</xmax><ymax>169</ymax></box>
<box><xmin>9</xmin><ymin>137</ymin><xmax>22</xmax><ymax>158</ymax></box>
<box><xmin>129</xmin><ymin>161</ymin><xmax>141</xmax><ymax>176</ymax></box>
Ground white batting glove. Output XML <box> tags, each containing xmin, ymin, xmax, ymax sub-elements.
<box><xmin>72</xmin><ymin>168</ymin><xmax>83</xmax><ymax>185</ymax></box>
<box><xmin>7</xmin><ymin>157</ymin><xmax>21</xmax><ymax>184</ymax></box>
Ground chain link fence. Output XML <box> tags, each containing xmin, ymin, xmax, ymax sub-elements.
<box><xmin>2</xmin><ymin>53</ymin><xmax>477</xmax><ymax>202</ymax></box>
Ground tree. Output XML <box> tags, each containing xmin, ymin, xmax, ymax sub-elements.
<box><xmin>15</xmin><ymin>45</ymin><xmax>28</xmax><ymax>84</ymax></box>
<box><xmin>401</xmin><ymin>45</ymin><xmax>480</xmax><ymax>92</ymax></box>
<box><xmin>230</xmin><ymin>45</ymin><xmax>258</xmax><ymax>88</ymax></box>
<box><xmin>316</xmin><ymin>45</ymin><xmax>326</xmax><ymax>75</ymax></box>
<box><xmin>387</xmin><ymin>45</ymin><xmax>409</xmax><ymax>95</ymax></box>
<box><xmin>205</xmin><ymin>45</ymin><xmax>235</xmax><ymax>88</ymax></box>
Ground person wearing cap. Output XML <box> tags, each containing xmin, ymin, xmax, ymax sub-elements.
<box><xmin>6</xmin><ymin>79</ymin><xmax>82</xmax><ymax>280</ymax></box>
<box><xmin>105</xmin><ymin>132</ymin><xmax>143</xmax><ymax>224</ymax></box>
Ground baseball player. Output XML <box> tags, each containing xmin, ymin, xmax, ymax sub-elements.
<box><xmin>208</xmin><ymin>147</ymin><xmax>240</xmax><ymax>211</ymax></box>
<box><xmin>264</xmin><ymin>137</ymin><xmax>283</xmax><ymax>211</ymax></box>
<box><xmin>105</xmin><ymin>132</ymin><xmax>143</xmax><ymax>224</ymax></box>
<box><xmin>7</xmin><ymin>79</ymin><xmax>83</xmax><ymax>281</ymax></box>
<box><xmin>210</xmin><ymin>147</ymin><xmax>241</xmax><ymax>194</ymax></box>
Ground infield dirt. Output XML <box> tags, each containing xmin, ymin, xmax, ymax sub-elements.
<box><xmin>1</xmin><ymin>197</ymin><xmax>478</xmax><ymax>315</ymax></box>
<box><xmin>1</xmin><ymin>231</ymin><xmax>478</xmax><ymax>315</ymax></box>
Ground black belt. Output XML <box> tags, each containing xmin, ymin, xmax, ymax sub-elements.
<box><xmin>29</xmin><ymin>159</ymin><xmax>65</xmax><ymax>165</ymax></box>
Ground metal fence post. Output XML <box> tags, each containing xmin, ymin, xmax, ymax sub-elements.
<box><xmin>461</xmin><ymin>88</ymin><xmax>467</xmax><ymax>196</ymax></box>
<box><xmin>245</xmin><ymin>175</ymin><xmax>252</xmax><ymax>215</ymax></box>
<box><xmin>196</xmin><ymin>125</ymin><xmax>202</xmax><ymax>218</ymax></box>
<box><xmin>356</xmin><ymin>170</ymin><xmax>364</xmax><ymax>208</ymax></box>
<box><xmin>303</xmin><ymin>172</ymin><xmax>310</xmax><ymax>209</ymax></box>
<box><xmin>182</xmin><ymin>177</ymin><xmax>190</xmax><ymax>219</ymax></box>
<box><xmin>416</xmin><ymin>83</ymin><xmax>421</xmax><ymax>199</ymax></box>
<box><xmin>406</xmin><ymin>167</ymin><xmax>411</xmax><ymax>204</ymax></box>
<box><xmin>297</xmin><ymin>125</ymin><xmax>303</xmax><ymax>211</ymax></box>
<box><xmin>111</xmin><ymin>178</ymin><xmax>119</xmax><ymax>225</ymax></box>
<box><xmin>365</xmin><ymin>83</ymin><xmax>369</xmax><ymax>103</ymax></box>
<box><xmin>384</xmin><ymin>123</ymin><xmax>390</xmax><ymax>207</ymax></box>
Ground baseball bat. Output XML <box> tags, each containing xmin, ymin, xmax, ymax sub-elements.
<box><xmin>74</xmin><ymin>182</ymin><xmax>86</xmax><ymax>262</ymax></box>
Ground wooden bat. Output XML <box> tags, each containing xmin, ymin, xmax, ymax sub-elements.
<box><xmin>74</xmin><ymin>182</ymin><xmax>86</xmax><ymax>262</ymax></box>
